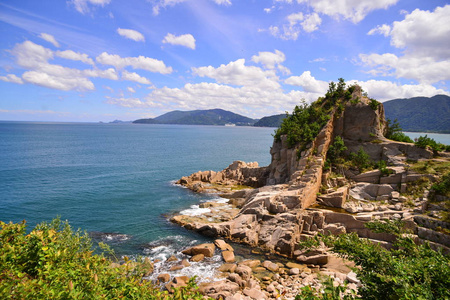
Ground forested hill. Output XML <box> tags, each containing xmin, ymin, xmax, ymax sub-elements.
<box><xmin>253</xmin><ymin>114</ymin><xmax>286</xmax><ymax>127</ymax></box>
<box><xmin>133</xmin><ymin>108</ymin><xmax>256</xmax><ymax>126</ymax></box>
<box><xmin>383</xmin><ymin>95</ymin><xmax>450</xmax><ymax>133</ymax></box>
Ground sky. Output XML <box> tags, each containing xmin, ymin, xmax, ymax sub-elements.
<box><xmin>0</xmin><ymin>0</ymin><xmax>449</xmax><ymax>122</ymax></box>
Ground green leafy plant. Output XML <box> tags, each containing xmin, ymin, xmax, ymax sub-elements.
<box><xmin>415</xmin><ymin>135</ymin><xmax>446</xmax><ymax>154</ymax></box>
<box><xmin>385</xmin><ymin>118</ymin><xmax>414</xmax><ymax>143</ymax></box>
<box><xmin>297</xmin><ymin>220</ymin><xmax>450</xmax><ymax>299</ymax></box>
<box><xmin>349</xmin><ymin>147</ymin><xmax>372</xmax><ymax>172</ymax></box>
<box><xmin>0</xmin><ymin>218</ymin><xmax>205</xmax><ymax>300</ymax></box>
<box><xmin>369</xmin><ymin>98</ymin><xmax>380</xmax><ymax>110</ymax></box>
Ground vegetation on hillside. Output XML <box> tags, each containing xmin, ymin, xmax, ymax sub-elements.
<box><xmin>296</xmin><ymin>220</ymin><xmax>450</xmax><ymax>300</ymax></box>
<box><xmin>383</xmin><ymin>95</ymin><xmax>450</xmax><ymax>133</ymax></box>
<box><xmin>0</xmin><ymin>219</ymin><xmax>205</xmax><ymax>299</ymax></box>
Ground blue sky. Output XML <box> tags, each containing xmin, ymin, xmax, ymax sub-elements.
<box><xmin>0</xmin><ymin>0</ymin><xmax>449</xmax><ymax>122</ymax></box>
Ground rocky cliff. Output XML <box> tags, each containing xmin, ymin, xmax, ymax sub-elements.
<box><xmin>174</xmin><ymin>84</ymin><xmax>449</xmax><ymax>262</ymax></box>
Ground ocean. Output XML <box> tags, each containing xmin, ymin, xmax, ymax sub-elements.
<box><xmin>0</xmin><ymin>121</ymin><xmax>275</xmax><ymax>279</ymax></box>
<box><xmin>1</xmin><ymin>122</ymin><xmax>449</xmax><ymax>280</ymax></box>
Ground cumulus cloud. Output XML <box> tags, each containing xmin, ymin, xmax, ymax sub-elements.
<box><xmin>0</xmin><ymin>74</ymin><xmax>24</xmax><ymax>84</ymax></box>
<box><xmin>162</xmin><ymin>33</ymin><xmax>196</xmax><ymax>50</ymax></box>
<box><xmin>301</xmin><ymin>13</ymin><xmax>322</xmax><ymax>33</ymax></box>
<box><xmin>192</xmin><ymin>59</ymin><xmax>280</xmax><ymax>89</ymax></box>
<box><xmin>127</xmin><ymin>87</ymin><xmax>136</xmax><ymax>93</ymax></box>
<box><xmin>9</xmin><ymin>40</ymin><xmax>118</xmax><ymax>91</ymax></box>
<box><xmin>212</xmin><ymin>0</ymin><xmax>231</xmax><ymax>5</ymax></box>
<box><xmin>121</xmin><ymin>70</ymin><xmax>152</xmax><ymax>85</ymax></box>
<box><xmin>389</xmin><ymin>5</ymin><xmax>450</xmax><ymax>59</ymax></box>
<box><xmin>56</xmin><ymin>50</ymin><xmax>94</xmax><ymax>65</ymax></box>
<box><xmin>251</xmin><ymin>50</ymin><xmax>291</xmax><ymax>75</ymax></box>
<box><xmin>70</xmin><ymin>0</ymin><xmax>111</xmax><ymax>14</ymax></box>
<box><xmin>285</xmin><ymin>71</ymin><xmax>328</xmax><ymax>93</ymax></box>
<box><xmin>38</xmin><ymin>33</ymin><xmax>60</xmax><ymax>48</ymax></box>
<box><xmin>96</xmin><ymin>52</ymin><xmax>173</xmax><ymax>74</ymax></box>
<box><xmin>117</xmin><ymin>28</ymin><xmax>145</xmax><ymax>42</ymax></box>
<box><xmin>361</xmin><ymin>5</ymin><xmax>450</xmax><ymax>84</ymax></box>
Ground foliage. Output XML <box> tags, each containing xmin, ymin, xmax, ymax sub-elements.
<box><xmin>375</xmin><ymin>160</ymin><xmax>393</xmax><ymax>176</ymax></box>
<box><xmin>405</xmin><ymin>176</ymin><xmax>431</xmax><ymax>199</ymax></box>
<box><xmin>0</xmin><ymin>219</ymin><xmax>205</xmax><ymax>300</ymax></box>
<box><xmin>296</xmin><ymin>277</ymin><xmax>355</xmax><ymax>300</ymax></box>
<box><xmin>327</xmin><ymin>136</ymin><xmax>347</xmax><ymax>164</ymax></box>
<box><xmin>409</xmin><ymin>159</ymin><xmax>450</xmax><ymax>175</ymax></box>
<box><xmin>297</xmin><ymin>220</ymin><xmax>450</xmax><ymax>300</ymax></box>
<box><xmin>431</xmin><ymin>172</ymin><xmax>450</xmax><ymax>197</ymax></box>
<box><xmin>385</xmin><ymin>118</ymin><xmax>414</xmax><ymax>143</ymax></box>
<box><xmin>348</xmin><ymin>147</ymin><xmax>372</xmax><ymax>172</ymax></box>
<box><xmin>415</xmin><ymin>135</ymin><xmax>446</xmax><ymax>153</ymax></box>
<box><xmin>368</xmin><ymin>98</ymin><xmax>380</xmax><ymax>110</ymax></box>
<box><xmin>274</xmin><ymin>101</ymin><xmax>330</xmax><ymax>149</ymax></box>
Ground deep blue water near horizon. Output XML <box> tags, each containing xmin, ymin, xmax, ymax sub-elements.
<box><xmin>0</xmin><ymin>122</ymin><xmax>275</xmax><ymax>257</ymax></box>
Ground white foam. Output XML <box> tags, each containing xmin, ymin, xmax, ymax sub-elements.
<box><xmin>179</xmin><ymin>205</ymin><xmax>211</xmax><ymax>216</ymax></box>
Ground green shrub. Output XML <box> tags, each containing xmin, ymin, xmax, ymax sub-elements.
<box><xmin>297</xmin><ymin>220</ymin><xmax>450</xmax><ymax>299</ymax></box>
<box><xmin>385</xmin><ymin>118</ymin><xmax>414</xmax><ymax>143</ymax></box>
<box><xmin>327</xmin><ymin>136</ymin><xmax>347</xmax><ymax>164</ymax></box>
<box><xmin>0</xmin><ymin>219</ymin><xmax>205</xmax><ymax>300</ymax></box>
<box><xmin>415</xmin><ymin>135</ymin><xmax>446</xmax><ymax>153</ymax></box>
<box><xmin>431</xmin><ymin>172</ymin><xmax>450</xmax><ymax>197</ymax></box>
<box><xmin>368</xmin><ymin>98</ymin><xmax>380</xmax><ymax>110</ymax></box>
<box><xmin>349</xmin><ymin>147</ymin><xmax>372</xmax><ymax>172</ymax></box>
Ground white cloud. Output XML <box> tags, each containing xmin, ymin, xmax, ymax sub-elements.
<box><xmin>127</xmin><ymin>87</ymin><xmax>136</xmax><ymax>93</ymax></box>
<box><xmin>10</xmin><ymin>41</ymin><xmax>118</xmax><ymax>91</ymax></box>
<box><xmin>22</xmin><ymin>71</ymin><xmax>95</xmax><ymax>91</ymax></box>
<box><xmin>251</xmin><ymin>50</ymin><xmax>291</xmax><ymax>75</ymax></box>
<box><xmin>361</xmin><ymin>5</ymin><xmax>450</xmax><ymax>84</ymax></box>
<box><xmin>301</xmin><ymin>13</ymin><xmax>321</xmax><ymax>33</ymax></box>
<box><xmin>162</xmin><ymin>33</ymin><xmax>196</xmax><ymax>50</ymax></box>
<box><xmin>269</xmin><ymin>12</ymin><xmax>321</xmax><ymax>40</ymax></box>
<box><xmin>389</xmin><ymin>5</ymin><xmax>450</xmax><ymax>60</ymax></box>
<box><xmin>121</xmin><ymin>70</ymin><xmax>152</xmax><ymax>85</ymax></box>
<box><xmin>360</xmin><ymin>53</ymin><xmax>450</xmax><ymax>84</ymax></box>
<box><xmin>70</xmin><ymin>0</ymin><xmax>111</xmax><ymax>14</ymax></box>
<box><xmin>0</xmin><ymin>74</ymin><xmax>24</xmax><ymax>84</ymax></box>
<box><xmin>351</xmin><ymin>79</ymin><xmax>449</xmax><ymax>101</ymax></box>
<box><xmin>192</xmin><ymin>59</ymin><xmax>280</xmax><ymax>89</ymax></box>
<box><xmin>368</xmin><ymin>24</ymin><xmax>391</xmax><ymax>37</ymax></box>
<box><xmin>117</xmin><ymin>28</ymin><xmax>145</xmax><ymax>42</ymax></box>
<box><xmin>56</xmin><ymin>50</ymin><xmax>94</xmax><ymax>65</ymax></box>
<box><xmin>297</xmin><ymin>0</ymin><xmax>399</xmax><ymax>23</ymax></box>
<box><xmin>285</xmin><ymin>71</ymin><xmax>329</xmax><ymax>93</ymax></box>
<box><xmin>96</xmin><ymin>52</ymin><xmax>173</xmax><ymax>74</ymax></box>
<box><xmin>38</xmin><ymin>33</ymin><xmax>60</xmax><ymax>48</ymax></box>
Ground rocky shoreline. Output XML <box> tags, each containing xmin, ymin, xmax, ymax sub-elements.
<box><xmin>147</xmin><ymin>86</ymin><xmax>449</xmax><ymax>299</ymax></box>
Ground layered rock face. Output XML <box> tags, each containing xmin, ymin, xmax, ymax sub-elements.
<box><xmin>174</xmin><ymin>85</ymin><xmax>448</xmax><ymax>259</ymax></box>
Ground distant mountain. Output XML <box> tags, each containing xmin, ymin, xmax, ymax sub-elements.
<box><xmin>254</xmin><ymin>114</ymin><xmax>286</xmax><ymax>128</ymax></box>
<box><xmin>109</xmin><ymin>120</ymin><xmax>131</xmax><ymax>124</ymax></box>
<box><xmin>383</xmin><ymin>95</ymin><xmax>450</xmax><ymax>133</ymax></box>
<box><xmin>133</xmin><ymin>108</ymin><xmax>257</xmax><ymax>126</ymax></box>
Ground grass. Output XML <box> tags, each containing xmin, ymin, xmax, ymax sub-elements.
<box><xmin>409</xmin><ymin>159</ymin><xmax>450</xmax><ymax>175</ymax></box>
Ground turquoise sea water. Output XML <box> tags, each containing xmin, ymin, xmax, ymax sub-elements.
<box><xmin>0</xmin><ymin>122</ymin><xmax>274</xmax><ymax>258</ymax></box>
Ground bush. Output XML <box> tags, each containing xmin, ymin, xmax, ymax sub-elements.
<box><xmin>0</xmin><ymin>219</ymin><xmax>204</xmax><ymax>299</ymax></box>
<box><xmin>431</xmin><ymin>172</ymin><xmax>450</xmax><ymax>197</ymax></box>
<box><xmin>349</xmin><ymin>147</ymin><xmax>372</xmax><ymax>172</ymax></box>
<box><xmin>297</xmin><ymin>220</ymin><xmax>450</xmax><ymax>299</ymax></box>
<box><xmin>415</xmin><ymin>135</ymin><xmax>446</xmax><ymax>153</ymax></box>
<box><xmin>385</xmin><ymin>118</ymin><xmax>414</xmax><ymax>143</ymax></box>
<box><xmin>368</xmin><ymin>98</ymin><xmax>380</xmax><ymax>110</ymax></box>
<box><xmin>327</xmin><ymin>136</ymin><xmax>347</xmax><ymax>164</ymax></box>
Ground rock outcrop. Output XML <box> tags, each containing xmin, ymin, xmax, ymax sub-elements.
<box><xmin>172</xmin><ymin>84</ymin><xmax>449</xmax><ymax>299</ymax></box>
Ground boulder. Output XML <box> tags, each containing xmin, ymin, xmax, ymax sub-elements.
<box><xmin>190</xmin><ymin>253</ymin><xmax>205</xmax><ymax>262</ymax></box>
<box><xmin>236</xmin><ymin>265</ymin><xmax>252</xmax><ymax>281</ymax></box>
<box><xmin>218</xmin><ymin>263</ymin><xmax>237</xmax><ymax>273</ymax></box>
<box><xmin>182</xmin><ymin>243</ymin><xmax>215</xmax><ymax>257</ymax></box>
<box><xmin>214</xmin><ymin>239</ymin><xmax>234</xmax><ymax>251</ymax></box>
<box><xmin>198</xmin><ymin>280</ymin><xmax>240</xmax><ymax>299</ymax></box>
<box><xmin>296</xmin><ymin>254</ymin><xmax>329</xmax><ymax>265</ymax></box>
<box><xmin>262</xmin><ymin>260</ymin><xmax>279</xmax><ymax>272</ymax></box>
<box><xmin>318</xmin><ymin>186</ymin><xmax>348</xmax><ymax>208</ymax></box>
<box><xmin>157</xmin><ymin>273</ymin><xmax>170</xmax><ymax>283</ymax></box>
<box><xmin>222</xmin><ymin>250</ymin><xmax>236</xmax><ymax>263</ymax></box>
<box><xmin>243</xmin><ymin>288</ymin><xmax>267</xmax><ymax>299</ymax></box>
